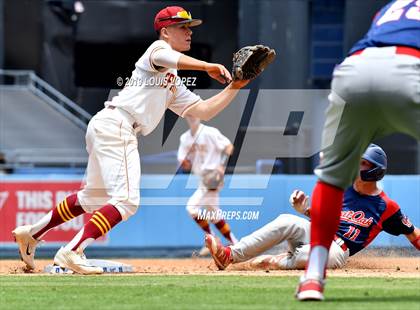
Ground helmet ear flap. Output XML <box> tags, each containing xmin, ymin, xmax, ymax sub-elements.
<box><xmin>360</xmin><ymin>166</ymin><xmax>386</xmax><ymax>182</ymax></box>
<box><xmin>360</xmin><ymin>144</ymin><xmax>387</xmax><ymax>181</ymax></box>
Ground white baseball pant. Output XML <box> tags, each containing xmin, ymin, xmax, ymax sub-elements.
<box><xmin>77</xmin><ymin>108</ymin><xmax>141</xmax><ymax>221</ymax></box>
<box><xmin>230</xmin><ymin>214</ymin><xmax>349</xmax><ymax>269</ymax></box>
<box><xmin>186</xmin><ymin>182</ymin><xmax>221</xmax><ymax>223</ymax></box>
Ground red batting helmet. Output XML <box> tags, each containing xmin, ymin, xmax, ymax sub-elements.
<box><xmin>154</xmin><ymin>6</ymin><xmax>202</xmax><ymax>32</ymax></box>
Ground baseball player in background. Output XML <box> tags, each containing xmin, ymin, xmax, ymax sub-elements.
<box><xmin>297</xmin><ymin>0</ymin><xmax>420</xmax><ymax>300</ymax></box>
<box><xmin>178</xmin><ymin>116</ymin><xmax>238</xmax><ymax>256</ymax></box>
<box><xmin>206</xmin><ymin>145</ymin><xmax>420</xmax><ymax>271</ymax></box>
<box><xmin>12</xmin><ymin>6</ymin><xmax>250</xmax><ymax>274</ymax></box>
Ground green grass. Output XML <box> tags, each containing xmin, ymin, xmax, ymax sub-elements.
<box><xmin>0</xmin><ymin>276</ymin><xmax>419</xmax><ymax>310</ymax></box>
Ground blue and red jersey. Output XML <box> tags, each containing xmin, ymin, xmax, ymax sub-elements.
<box><xmin>349</xmin><ymin>0</ymin><xmax>420</xmax><ymax>54</ymax></box>
<box><xmin>336</xmin><ymin>187</ymin><xmax>414</xmax><ymax>256</ymax></box>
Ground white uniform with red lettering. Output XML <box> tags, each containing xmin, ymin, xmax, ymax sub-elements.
<box><xmin>177</xmin><ymin>124</ymin><xmax>231</xmax><ymax>222</ymax></box>
<box><xmin>77</xmin><ymin>40</ymin><xmax>201</xmax><ymax>220</ymax></box>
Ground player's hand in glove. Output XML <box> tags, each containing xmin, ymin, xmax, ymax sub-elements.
<box><xmin>232</xmin><ymin>45</ymin><xmax>276</xmax><ymax>82</ymax></box>
<box><xmin>202</xmin><ymin>169</ymin><xmax>224</xmax><ymax>191</ymax></box>
<box><xmin>289</xmin><ymin>190</ymin><xmax>310</xmax><ymax>216</ymax></box>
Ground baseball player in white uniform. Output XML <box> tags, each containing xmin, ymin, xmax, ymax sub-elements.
<box><xmin>12</xmin><ymin>6</ymin><xmax>249</xmax><ymax>274</ymax></box>
<box><xmin>178</xmin><ymin>116</ymin><xmax>237</xmax><ymax>255</ymax></box>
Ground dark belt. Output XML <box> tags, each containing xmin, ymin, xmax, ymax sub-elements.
<box><xmin>107</xmin><ymin>105</ymin><xmax>139</xmax><ymax>130</ymax></box>
<box><xmin>333</xmin><ymin>235</ymin><xmax>348</xmax><ymax>252</ymax></box>
<box><xmin>351</xmin><ymin>46</ymin><xmax>420</xmax><ymax>58</ymax></box>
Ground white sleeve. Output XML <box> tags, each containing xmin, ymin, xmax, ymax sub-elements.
<box><xmin>177</xmin><ymin>135</ymin><xmax>188</xmax><ymax>161</ymax></box>
<box><xmin>210</xmin><ymin>128</ymin><xmax>231</xmax><ymax>151</ymax></box>
<box><xmin>136</xmin><ymin>40</ymin><xmax>174</xmax><ymax>73</ymax></box>
<box><xmin>169</xmin><ymin>82</ymin><xmax>201</xmax><ymax>117</ymax></box>
<box><xmin>151</xmin><ymin>48</ymin><xmax>182</xmax><ymax>70</ymax></box>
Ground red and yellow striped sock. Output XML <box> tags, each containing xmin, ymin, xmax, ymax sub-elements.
<box><xmin>32</xmin><ymin>193</ymin><xmax>84</xmax><ymax>239</ymax></box>
<box><xmin>215</xmin><ymin>220</ymin><xmax>234</xmax><ymax>243</ymax></box>
<box><xmin>71</xmin><ymin>204</ymin><xmax>122</xmax><ymax>251</ymax></box>
<box><xmin>193</xmin><ymin>217</ymin><xmax>211</xmax><ymax>234</ymax></box>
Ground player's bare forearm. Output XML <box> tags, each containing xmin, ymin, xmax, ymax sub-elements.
<box><xmin>220</xmin><ymin>144</ymin><xmax>233</xmax><ymax>168</ymax></box>
<box><xmin>406</xmin><ymin>227</ymin><xmax>420</xmax><ymax>250</ymax></box>
<box><xmin>184</xmin><ymin>82</ymin><xmax>244</xmax><ymax>121</ymax></box>
<box><xmin>177</xmin><ymin>54</ymin><xmax>207</xmax><ymax>71</ymax></box>
<box><xmin>224</xmin><ymin>144</ymin><xmax>234</xmax><ymax>156</ymax></box>
<box><xmin>178</xmin><ymin>55</ymin><xmax>232</xmax><ymax>84</ymax></box>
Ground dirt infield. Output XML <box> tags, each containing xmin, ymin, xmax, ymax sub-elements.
<box><xmin>1</xmin><ymin>255</ymin><xmax>419</xmax><ymax>277</ymax></box>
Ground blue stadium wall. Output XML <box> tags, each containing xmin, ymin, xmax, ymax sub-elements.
<box><xmin>2</xmin><ymin>174</ymin><xmax>418</xmax><ymax>249</ymax></box>
<box><xmin>115</xmin><ymin>175</ymin><xmax>420</xmax><ymax>248</ymax></box>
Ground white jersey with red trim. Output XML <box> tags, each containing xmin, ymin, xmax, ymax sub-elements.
<box><xmin>178</xmin><ymin>124</ymin><xmax>231</xmax><ymax>176</ymax></box>
<box><xmin>105</xmin><ymin>40</ymin><xmax>201</xmax><ymax>136</ymax></box>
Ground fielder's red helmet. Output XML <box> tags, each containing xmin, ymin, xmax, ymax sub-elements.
<box><xmin>154</xmin><ymin>6</ymin><xmax>202</xmax><ymax>32</ymax></box>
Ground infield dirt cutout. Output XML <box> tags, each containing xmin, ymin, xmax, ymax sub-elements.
<box><xmin>1</xmin><ymin>255</ymin><xmax>419</xmax><ymax>277</ymax></box>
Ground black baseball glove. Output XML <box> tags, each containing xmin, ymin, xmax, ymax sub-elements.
<box><xmin>232</xmin><ymin>45</ymin><xmax>276</xmax><ymax>80</ymax></box>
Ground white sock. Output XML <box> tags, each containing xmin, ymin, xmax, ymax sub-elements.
<box><xmin>230</xmin><ymin>233</ymin><xmax>238</xmax><ymax>244</ymax></box>
<box><xmin>29</xmin><ymin>211</ymin><xmax>53</xmax><ymax>238</ymax></box>
<box><xmin>78</xmin><ymin>238</ymin><xmax>95</xmax><ymax>252</ymax></box>
<box><xmin>64</xmin><ymin>228</ymin><xmax>96</xmax><ymax>252</ymax></box>
<box><xmin>305</xmin><ymin>245</ymin><xmax>328</xmax><ymax>279</ymax></box>
<box><xmin>64</xmin><ymin>229</ymin><xmax>84</xmax><ymax>251</ymax></box>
